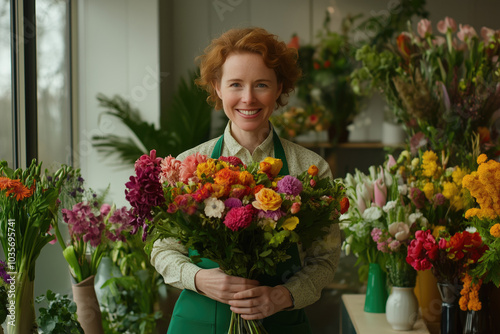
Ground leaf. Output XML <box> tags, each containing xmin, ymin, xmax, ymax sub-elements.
<box><xmin>259</xmin><ymin>249</ymin><xmax>272</xmax><ymax>257</ymax></box>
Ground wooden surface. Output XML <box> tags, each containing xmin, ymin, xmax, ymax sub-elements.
<box><xmin>342</xmin><ymin>294</ymin><xmax>430</xmax><ymax>334</ymax></box>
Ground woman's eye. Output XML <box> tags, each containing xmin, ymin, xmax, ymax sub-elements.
<box><xmin>256</xmin><ymin>83</ymin><xmax>268</xmax><ymax>88</ymax></box>
<box><xmin>229</xmin><ymin>83</ymin><xmax>241</xmax><ymax>87</ymax></box>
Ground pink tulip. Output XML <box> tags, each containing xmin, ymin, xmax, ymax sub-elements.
<box><xmin>457</xmin><ymin>24</ymin><xmax>477</xmax><ymax>41</ymax></box>
<box><xmin>357</xmin><ymin>194</ymin><xmax>367</xmax><ymax>214</ymax></box>
<box><xmin>432</xmin><ymin>36</ymin><xmax>446</xmax><ymax>46</ymax></box>
<box><xmin>417</xmin><ymin>19</ymin><xmax>432</xmax><ymax>38</ymax></box>
<box><xmin>386</xmin><ymin>155</ymin><xmax>397</xmax><ymax>170</ymax></box>
<box><xmin>373</xmin><ymin>178</ymin><xmax>387</xmax><ymax>208</ymax></box>
<box><xmin>437</xmin><ymin>17</ymin><xmax>457</xmax><ymax>34</ymax></box>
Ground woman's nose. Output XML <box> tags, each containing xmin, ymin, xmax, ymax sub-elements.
<box><xmin>241</xmin><ymin>87</ymin><xmax>256</xmax><ymax>103</ymax></box>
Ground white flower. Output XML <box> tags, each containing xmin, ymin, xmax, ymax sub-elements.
<box><xmin>466</xmin><ymin>226</ymin><xmax>477</xmax><ymax>233</ymax></box>
<box><xmin>345</xmin><ymin>244</ymin><xmax>351</xmax><ymax>255</ymax></box>
<box><xmin>346</xmin><ymin>234</ymin><xmax>354</xmax><ymax>244</ymax></box>
<box><xmin>204</xmin><ymin>197</ymin><xmax>225</xmax><ymax>218</ymax></box>
<box><xmin>383</xmin><ymin>200</ymin><xmax>397</xmax><ymax>213</ymax></box>
<box><xmin>362</xmin><ymin>206</ymin><xmax>383</xmax><ymax>221</ymax></box>
<box><xmin>349</xmin><ymin>222</ymin><xmax>370</xmax><ymax>237</ymax></box>
<box><xmin>398</xmin><ymin>184</ymin><xmax>408</xmax><ymax>196</ymax></box>
<box><xmin>408</xmin><ymin>212</ymin><xmax>423</xmax><ymax>224</ymax></box>
<box><xmin>388</xmin><ymin>222</ymin><xmax>410</xmax><ymax>241</ymax></box>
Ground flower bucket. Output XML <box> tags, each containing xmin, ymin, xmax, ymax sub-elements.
<box><xmin>72</xmin><ymin>275</ymin><xmax>104</xmax><ymax>334</ymax></box>
<box><xmin>364</xmin><ymin>263</ymin><xmax>388</xmax><ymax>313</ymax></box>
<box><xmin>414</xmin><ymin>270</ymin><xmax>441</xmax><ymax>327</ymax></box>
<box><xmin>6</xmin><ymin>275</ymin><xmax>36</xmax><ymax>334</ymax></box>
<box><xmin>436</xmin><ymin>282</ymin><xmax>463</xmax><ymax>334</ymax></box>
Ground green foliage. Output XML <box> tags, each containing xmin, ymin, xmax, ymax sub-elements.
<box><xmin>92</xmin><ymin>70</ymin><xmax>212</xmax><ymax>166</ymax></box>
<box><xmin>36</xmin><ymin>290</ymin><xmax>84</xmax><ymax>334</ymax></box>
<box><xmin>100</xmin><ymin>233</ymin><xmax>163</xmax><ymax>334</ymax></box>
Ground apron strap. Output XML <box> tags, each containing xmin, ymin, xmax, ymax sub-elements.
<box><xmin>211</xmin><ymin>128</ymin><xmax>289</xmax><ymax>175</ymax></box>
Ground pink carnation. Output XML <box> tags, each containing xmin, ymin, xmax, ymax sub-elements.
<box><xmin>371</xmin><ymin>228</ymin><xmax>382</xmax><ymax>242</ymax></box>
<box><xmin>179</xmin><ymin>153</ymin><xmax>208</xmax><ymax>183</ymax></box>
<box><xmin>223</xmin><ymin>204</ymin><xmax>255</xmax><ymax>231</ymax></box>
<box><xmin>160</xmin><ymin>155</ymin><xmax>182</xmax><ymax>186</ymax></box>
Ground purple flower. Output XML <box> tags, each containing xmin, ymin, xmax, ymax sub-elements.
<box><xmin>410</xmin><ymin>187</ymin><xmax>426</xmax><ymax>209</ymax></box>
<box><xmin>224</xmin><ymin>198</ymin><xmax>242</xmax><ymax>209</ymax></box>
<box><xmin>276</xmin><ymin>175</ymin><xmax>303</xmax><ymax>196</ymax></box>
<box><xmin>0</xmin><ymin>260</ymin><xmax>10</xmax><ymax>283</ymax></box>
<box><xmin>257</xmin><ymin>209</ymin><xmax>285</xmax><ymax>221</ymax></box>
<box><xmin>62</xmin><ymin>202</ymin><xmax>106</xmax><ymax>247</ymax></box>
<box><xmin>125</xmin><ymin>152</ymin><xmax>164</xmax><ymax>240</ymax></box>
<box><xmin>433</xmin><ymin>193</ymin><xmax>446</xmax><ymax>207</ymax></box>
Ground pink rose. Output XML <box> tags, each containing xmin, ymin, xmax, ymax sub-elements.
<box><xmin>457</xmin><ymin>24</ymin><xmax>477</xmax><ymax>41</ymax></box>
<box><xmin>160</xmin><ymin>155</ymin><xmax>182</xmax><ymax>186</ymax></box>
<box><xmin>420</xmin><ymin>258</ymin><xmax>432</xmax><ymax>270</ymax></box>
<box><xmin>373</xmin><ymin>177</ymin><xmax>387</xmax><ymax>208</ymax></box>
<box><xmin>179</xmin><ymin>153</ymin><xmax>208</xmax><ymax>183</ymax></box>
<box><xmin>437</xmin><ymin>17</ymin><xmax>457</xmax><ymax>34</ymax></box>
<box><xmin>417</xmin><ymin>19</ymin><xmax>432</xmax><ymax>38</ymax></box>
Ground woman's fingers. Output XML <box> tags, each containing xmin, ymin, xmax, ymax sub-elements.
<box><xmin>194</xmin><ymin>268</ymin><xmax>259</xmax><ymax>303</ymax></box>
<box><xmin>229</xmin><ymin>285</ymin><xmax>293</xmax><ymax>319</ymax></box>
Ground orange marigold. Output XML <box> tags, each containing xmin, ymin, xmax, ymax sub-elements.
<box><xmin>477</xmin><ymin>154</ymin><xmax>488</xmax><ymax>165</ymax></box>
<box><xmin>490</xmin><ymin>223</ymin><xmax>500</xmax><ymax>238</ymax></box>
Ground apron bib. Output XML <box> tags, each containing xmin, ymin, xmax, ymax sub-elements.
<box><xmin>167</xmin><ymin>130</ymin><xmax>311</xmax><ymax>334</ymax></box>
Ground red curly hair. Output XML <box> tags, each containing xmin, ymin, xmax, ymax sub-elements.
<box><xmin>195</xmin><ymin>27</ymin><xmax>302</xmax><ymax>110</ymax></box>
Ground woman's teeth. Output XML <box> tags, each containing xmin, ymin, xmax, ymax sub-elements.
<box><xmin>238</xmin><ymin>109</ymin><xmax>260</xmax><ymax>116</ymax></box>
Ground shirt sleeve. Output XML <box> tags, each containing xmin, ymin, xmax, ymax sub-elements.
<box><xmin>150</xmin><ymin>237</ymin><xmax>201</xmax><ymax>291</ymax></box>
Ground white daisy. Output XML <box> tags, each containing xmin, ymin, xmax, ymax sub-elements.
<box><xmin>204</xmin><ymin>197</ymin><xmax>225</xmax><ymax>218</ymax></box>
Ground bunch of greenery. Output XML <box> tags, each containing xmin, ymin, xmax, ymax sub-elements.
<box><xmin>92</xmin><ymin>70</ymin><xmax>212</xmax><ymax>166</ymax></box>
<box><xmin>100</xmin><ymin>233</ymin><xmax>163</xmax><ymax>334</ymax></box>
<box><xmin>36</xmin><ymin>290</ymin><xmax>84</xmax><ymax>334</ymax></box>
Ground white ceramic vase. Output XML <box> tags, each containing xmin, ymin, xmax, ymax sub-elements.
<box><xmin>386</xmin><ymin>287</ymin><xmax>419</xmax><ymax>331</ymax></box>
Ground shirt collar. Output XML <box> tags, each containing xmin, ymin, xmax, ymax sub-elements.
<box><xmin>223</xmin><ymin>121</ymin><xmax>275</xmax><ymax>158</ymax></box>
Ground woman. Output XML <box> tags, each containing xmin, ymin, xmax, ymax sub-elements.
<box><xmin>150</xmin><ymin>27</ymin><xmax>341</xmax><ymax>333</ymax></box>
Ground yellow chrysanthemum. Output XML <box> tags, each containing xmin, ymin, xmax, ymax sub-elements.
<box><xmin>422</xmin><ymin>151</ymin><xmax>439</xmax><ymax>178</ymax></box>
<box><xmin>423</xmin><ymin>182</ymin><xmax>435</xmax><ymax>201</ymax></box>
<box><xmin>452</xmin><ymin>167</ymin><xmax>467</xmax><ymax>186</ymax></box>
<box><xmin>490</xmin><ymin>223</ymin><xmax>500</xmax><ymax>238</ymax></box>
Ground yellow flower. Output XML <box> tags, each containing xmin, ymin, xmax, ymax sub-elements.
<box><xmin>422</xmin><ymin>151</ymin><xmax>438</xmax><ymax>178</ymax></box>
<box><xmin>452</xmin><ymin>167</ymin><xmax>467</xmax><ymax>186</ymax></box>
<box><xmin>432</xmin><ymin>225</ymin><xmax>446</xmax><ymax>238</ymax></box>
<box><xmin>197</xmin><ymin>159</ymin><xmax>218</xmax><ymax>179</ymax></box>
<box><xmin>477</xmin><ymin>154</ymin><xmax>487</xmax><ymax>165</ymax></box>
<box><xmin>238</xmin><ymin>171</ymin><xmax>255</xmax><ymax>187</ymax></box>
<box><xmin>423</xmin><ymin>182</ymin><xmax>434</xmax><ymax>201</ymax></box>
<box><xmin>282</xmin><ymin>216</ymin><xmax>299</xmax><ymax>231</ymax></box>
<box><xmin>259</xmin><ymin>157</ymin><xmax>283</xmax><ymax>177</ymax></box>
<box><xmin>252</xmin><ymin>188</ymin><xmax>282</xmax><ymax>211</ymax></box>
<box><xmin>490</xmin><ymin>223</ymin><xmax>500</xmax><ymax>238</ymax></box>
<box><xmin>442</xmin><ymin>182</ymin><xmax>459</xmax><ymax>199</ymax></box>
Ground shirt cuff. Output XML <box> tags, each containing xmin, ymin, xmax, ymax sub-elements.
<box><xmin>180</xmin><ymin>262</ymin><xmax>202</xmax><ymax>292</ymax></box>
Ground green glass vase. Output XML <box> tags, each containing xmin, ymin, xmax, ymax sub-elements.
<box><xmin>364</xmin><ymin>263</ymin><xmax>388</xmax><ymax>313</ymax></box>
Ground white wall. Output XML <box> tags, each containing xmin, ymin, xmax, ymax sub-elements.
<box><xmin>77</xmin><ymin>0</ymin><xmax>159</xmax><ymax>207</ymax></box>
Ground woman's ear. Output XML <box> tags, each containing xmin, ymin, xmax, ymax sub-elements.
<box><xmin>214</xmin><ymin>81</ymin><xmax>222</xmax><ymax>99</ymax></box>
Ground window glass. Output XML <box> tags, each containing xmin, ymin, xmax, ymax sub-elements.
<box><xmin>0</xmin><ymin>0</ymin><xmax>13</xmax><ymax>166</ymax></box>
<box><xmin>36</xmin><ymin>0</ymin><xmax>72</xmax><ymax>169</ymax></box>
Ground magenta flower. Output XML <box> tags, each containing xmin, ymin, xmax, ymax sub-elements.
<box><xmin>276</xmin><ymin>175</ymin><xmax>303</xmax><ymax>196</ymax></box>
<box><xmin>219</xmin><ymin>156</ymin><xmax>245</xmax><ymax>167</ymax></box>
<box><xmin>125</xmin><ymin>150</ymin><xmax>164</xmax><ymax>240</ymax></box>
<box><xmin>257</xmin><ymin>209</ymin><xmax>285</xmax><ymax>221</ymax></box>
<box><xmin>225</xmin><ymin>198</ymin><xmax>242</xmax><ymax>209</ymax></box>
<box><xmin>410</xmin><ymin>187</ymin><xmax>426</xmax><ymax>209</ymax></box>
<box><xmin>224</xmin><ymin>205</ymin><xmax>255</xmax><ymax>231</ymax></box>
<box><xmin>62</xmin><ymin>202</ymin><xmax>106</xmax><ymax>247</ymax></box>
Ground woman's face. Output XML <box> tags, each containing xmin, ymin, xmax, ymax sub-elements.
<box><xmin>215</xmin><ymin>52</ymin><xmax>282</xmax><ymax>137</ymax></box>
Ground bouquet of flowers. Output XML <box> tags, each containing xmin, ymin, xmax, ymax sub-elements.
<box><xmin>125</xmin><ymin>150</ymin><xmax>346</xmax><ymax>333</ymax></box>
<box><xmin>351</xmin><ymin>17</ymin><xmax>500</xmax><ymax>164</ymax></box>
<box><xmin>462</xmin><ymin>154</ymin><xmax>500</xmax><ymax>290</ymax></box>
<box><xmin>271</xmin><ymin>104</ymin><xmax>331</xmax><ymax>141</ymax></box>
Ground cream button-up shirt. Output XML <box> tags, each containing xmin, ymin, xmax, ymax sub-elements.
<box><xmin>150</xmin><ymin>122</ymin><xmax>341</xmax><ymax>309</ymax></box>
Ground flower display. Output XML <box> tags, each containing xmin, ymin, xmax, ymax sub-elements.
<box><xmin>462</xmin><ymin>154</ymin><xmax>500</xmax><ymax>288</ymax></box>
<box><xmin>340</xmin><ymin>154</ymin><xmax>428</xmax><ymax>284</ymax></box>
<box><xmin>270</xmin><ymin>105</ymin><xmax>331</xmax><ymax>141</ymax></box>
<box><xmin>351</xmin><ymin>17</ymin><xmax>500</xmax><ymax>165</ymax></box>
<box><xmin>126</xmin><ymin>150</ymin><xmax>346</xmax><ymax>333</ymax></box>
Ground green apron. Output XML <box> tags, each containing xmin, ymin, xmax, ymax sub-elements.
<box><xmin>167</xmin><ymin>129</ymin><xmax>311</xmax><ymax>334</ymax></box>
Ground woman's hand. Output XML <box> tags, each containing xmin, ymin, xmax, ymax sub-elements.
<box><xmin>194</xmin><ymin>268</ymin><xmax>259</xmax><ymax>304</ymax></box>
<box><xmin>228</xmin><ymin>285</ymin><xmax>293</xmax><ymax>320</ymax></box>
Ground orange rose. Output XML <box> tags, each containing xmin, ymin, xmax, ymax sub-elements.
<box><xmin>260</xmin><ymin>157</ymin><xmax>283</xmax><ymax>177</ymax></box>
<box><xmin>252</xmin><ymin>188</ymin><xmax>282</xmax><ymax>211</ymax></box>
